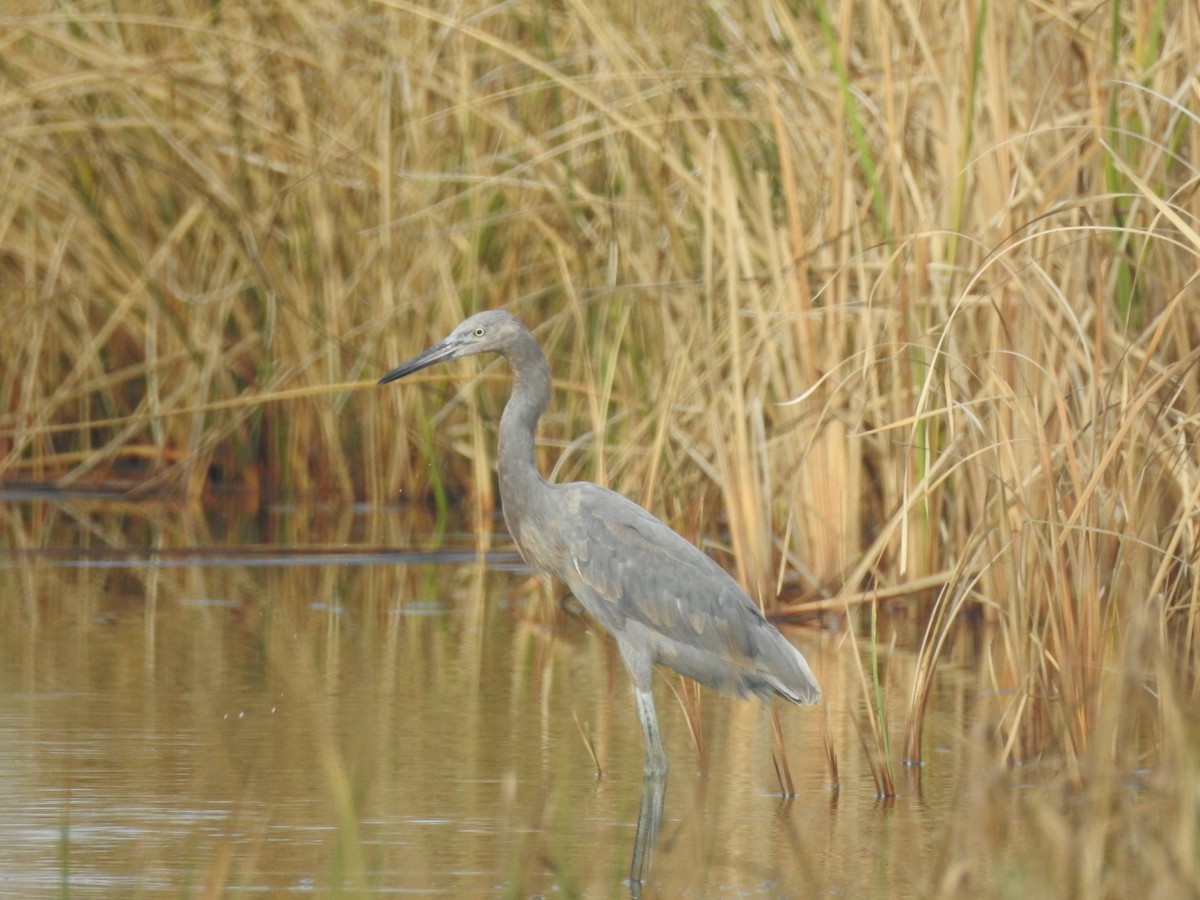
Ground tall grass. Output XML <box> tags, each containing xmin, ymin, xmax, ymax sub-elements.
<box><xmin>2</xmin><ymin>0</ymin><xmax>1198</xmax><ymax>861</ymax></box>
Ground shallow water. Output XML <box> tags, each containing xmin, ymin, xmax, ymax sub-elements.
<box><xmin>0</xmin><ymin>494</ymin><xmax>1030</xmax><ymax>897</ymax></box>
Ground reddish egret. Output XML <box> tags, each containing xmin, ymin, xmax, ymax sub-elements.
<box><xmin>380</xmin><ymin>310</ymin><xmax>820</xmax><ymax>775</ymax></box>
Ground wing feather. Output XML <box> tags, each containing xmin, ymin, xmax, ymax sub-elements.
<box><xmin>549</xmin><ymin>482</ymin><xmax>819</xmax><ymax>703</ymax></box>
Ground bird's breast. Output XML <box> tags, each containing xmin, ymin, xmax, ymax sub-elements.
<box><xmin>499</xmin><ymin>495</ymin><xmax>567</xmax><ymax>580</ymax></box>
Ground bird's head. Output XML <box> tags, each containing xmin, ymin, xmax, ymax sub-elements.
<box><xmin>379</xmin><ymin>310</ymin><xmax>524</xmax><ymax>385</ymax></box>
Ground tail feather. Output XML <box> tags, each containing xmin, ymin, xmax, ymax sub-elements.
<box><xmin>753</xmin><ymin>628</ymin><xmax>821</xmax><ymax>705</ymax></box>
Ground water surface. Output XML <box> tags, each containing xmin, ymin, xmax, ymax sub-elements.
<box><xmin>0</xmin><ymin>494</ymin><xmax>1030</xmax><ymax>896</ymax></box>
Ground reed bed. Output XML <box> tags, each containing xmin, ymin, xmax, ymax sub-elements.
<box><xmin>2</xmin><ymin>0</ymin><xmax>1198</xmax><ymax>889</ymax></box>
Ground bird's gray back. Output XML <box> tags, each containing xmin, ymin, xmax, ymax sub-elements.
<box><xmin>523</xmin><ymin>481</ymin><xmax>820</xmax><ymax>705</ymax></box>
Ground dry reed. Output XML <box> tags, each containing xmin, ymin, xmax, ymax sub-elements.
<box><xmin>2</xmin><ymin>1</ymin><xmax>1198</xmax><ymax>889</ymax></box>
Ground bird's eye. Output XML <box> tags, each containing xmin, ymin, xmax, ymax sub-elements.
<box><xmin>473</xmin><ymin>327</ymin><xmax>485</xmax><ymax>337</ymax></box>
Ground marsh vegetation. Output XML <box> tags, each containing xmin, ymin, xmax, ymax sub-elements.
<box><xmin>1</xmin><ymin>1</ymin><xmax>1197</xmax><ymax>894</ymax></box>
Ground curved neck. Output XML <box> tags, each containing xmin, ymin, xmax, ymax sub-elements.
<box><xmin>497</xmin><ymin>329</ymin><xmax>552</xmax><ymax>499</ymax></box>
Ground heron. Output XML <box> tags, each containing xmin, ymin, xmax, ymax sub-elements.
<box><xmin>379</xmin><ymin>310</ymin><xmax>820</xmax><ymax>776</ymax></box>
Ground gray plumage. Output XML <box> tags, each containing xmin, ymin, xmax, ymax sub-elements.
<box><xmin>380</xmin><ymin>310</ymin><xmax>820</xmax><ymax>775</ymax></box>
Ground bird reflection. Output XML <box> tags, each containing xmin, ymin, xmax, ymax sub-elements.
<box><xmin>628</xmin><ymin>772</ymin><xmax>666</xmax><ymax>896</ymax></box>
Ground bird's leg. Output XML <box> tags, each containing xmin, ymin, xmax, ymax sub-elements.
<box><xmin>634</xmin><ymin>686</ymin><xmax>669</xmax><ymax>777</ymax></box>
<box><xmin>617</xmin><ymin>640</ymin><xmax>670</xmax><ymax>776</ymax></box>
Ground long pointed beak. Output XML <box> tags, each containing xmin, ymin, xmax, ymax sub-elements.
<box><xmin>378</xmin><ymin>338</ymin><xmax>460</xmax><ymax>386</ymax></box>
